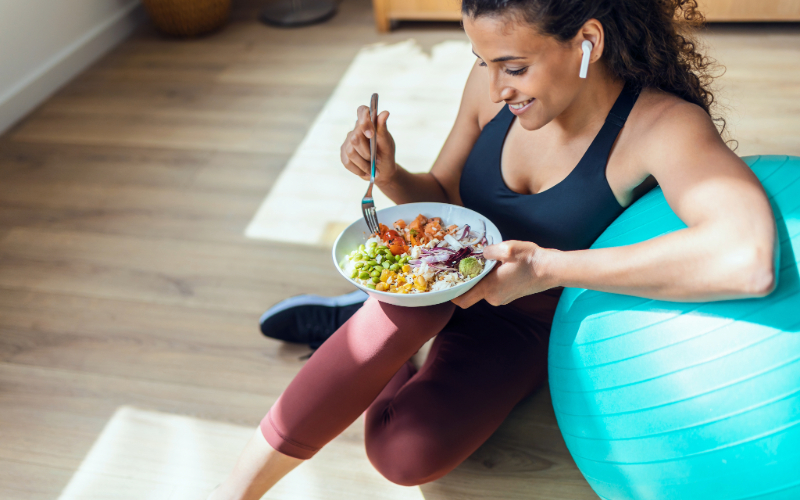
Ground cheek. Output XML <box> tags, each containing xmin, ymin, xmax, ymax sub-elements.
<box><xmin>518</xmin><ymin>100</ymin><xmax>551</xmax><ymax>131</ymax></box>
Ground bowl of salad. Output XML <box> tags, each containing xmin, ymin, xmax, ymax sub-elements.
<box><xmin>332</xmin><ymin>202</ymin><xmax>502</xmax><ymax>307</ymax></box>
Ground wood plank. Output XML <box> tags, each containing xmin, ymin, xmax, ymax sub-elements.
<box><xmin>0</xmin><ymin>288</ymin><xmax>309</xmax><ymax>392</ymax></box>
<box><xmin>0</xmin><ymin>227</ymin><xmax>351</xmax><ymax>314</ymax></box>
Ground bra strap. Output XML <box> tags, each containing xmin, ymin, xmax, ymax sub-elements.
<box><xmin>604</xmin><ymin>83</ymin><xmax>638</xmax><ymax>128</ymax></box>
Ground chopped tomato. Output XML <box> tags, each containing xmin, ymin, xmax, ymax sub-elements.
<box><xmin>389</xmin><ymin>236</ymin><xmax>405</xmax><ymax>255</ymax></box>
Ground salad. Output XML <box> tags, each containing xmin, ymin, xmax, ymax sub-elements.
<box><xmin>340</xmin><ymin>214</ymin><xmax>490</xmax><ymax>293</ymax></box>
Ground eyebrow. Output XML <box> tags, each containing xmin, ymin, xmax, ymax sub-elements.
<box><xmin>472</xmin><ymin>50</ymin><xmax>525</xmax><ymax>63</ymax></box>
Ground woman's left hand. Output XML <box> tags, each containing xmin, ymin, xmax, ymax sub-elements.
<box><xmin>452</xmin><ymin>241</ymin><xmax>556</xmax><ymax>308</ymax></box>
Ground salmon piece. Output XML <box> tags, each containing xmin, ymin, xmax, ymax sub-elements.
<box><xmin>424</xmin><ymin>220</ymin><xmax>441</xmax><ymax>236</ymax></box>
<box><xmin>408</xmin><ymin>214</ymin><xmax>427</xmax><ymax>232</ymax></box>
<box><xmin>394</xmin><ymin>219</ymin><xmax>407</xmax><ymax>229</ymax></box>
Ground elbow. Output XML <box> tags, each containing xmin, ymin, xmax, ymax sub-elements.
<box><xmin>735</xmin><ymin>242</ymin><xmax>779</xmax><ymax>298</ymax></box>
<box><xmin>744</xmin><ymin>263</ymin><xmax>776</xmax><ymax>298</ymax></box>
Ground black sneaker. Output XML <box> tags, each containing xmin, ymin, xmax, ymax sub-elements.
<box><xmin>259</xmin><ymin>290</ymin><xmax>368</xmax><ymax>350</ymax></box>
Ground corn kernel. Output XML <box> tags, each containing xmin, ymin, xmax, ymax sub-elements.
<box><xmin>402</xmin><ymin>264</ymin><xmax>411</xmax><ymax>273</ymax></box>
<box><xmin>414</xmin><ymin>276</ymin><xmax>427</xmax><ymax>291</ymax></box>
<box><xmin>376</xmin><ymin>282</ymin><xmax>389</xmax><ymax>292</ymax></box>
<box><xmin>380</xmin><ymin>269</ymin><xmax>390</xmax><ymax>282</ymax></box>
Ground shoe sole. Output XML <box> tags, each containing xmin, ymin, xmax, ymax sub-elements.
<box><xmin>259</xmin><ymin>290</ymin><xmax>368</xmax><ymax>326</ymax></box>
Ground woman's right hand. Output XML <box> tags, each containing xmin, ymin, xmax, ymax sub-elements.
<box><xmin>340</xmin><ymin>105</ymin><xmax>396</xmax><ymax>185</ymax></box>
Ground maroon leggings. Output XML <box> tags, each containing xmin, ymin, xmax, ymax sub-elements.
<box><xmin>261</xmin><ymin>288</ymin><xmax>562</xmax><ymax>486</ymax></box>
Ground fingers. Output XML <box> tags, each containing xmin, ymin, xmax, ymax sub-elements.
<box><xmin>340</xmin><ymin>142</ymin><xmax>370</xmax><ymax>179</ymax></box>
<box><xmin>452</xmin><ymin>279</ymin><xmax>485</xmax><ymax>309</ymax></box>
<box><xmin>349</xmin><ymin>129</ymin><xmax>371</xmax><ymax>165</ymax></box>
<box><xmin>483</xmin><ymin>242</ymin><xmax>512</xmax><ymax>261</ymax></box>
<box><xmin>376</xmin><ymin>110</ymin><xmax>390</xmax><ymax>139</ymax></box>
<box><xmin>341</xmin><ymin>105</ymin><xmax>392</xmax><ymax>180</ymax></box>
<box><xmin>357</xmin><ymin>105</ymin><xmax>376</xmax><ymax>139</ymax></box>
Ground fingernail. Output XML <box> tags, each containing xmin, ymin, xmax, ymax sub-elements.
<box><xmin>365</xmin><ymin>130</ymin><xmax>373</xmax><ymax>138</ymax></box>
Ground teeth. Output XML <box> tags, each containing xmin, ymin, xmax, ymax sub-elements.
<box><xmin>509</xmin><ymin>98</ymin><xmax>533</xmax><ymax>110</ymax></box>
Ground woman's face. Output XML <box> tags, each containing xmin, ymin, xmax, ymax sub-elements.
<box><xmin>463</xmin><ymin>14</ymin><xmax>587</xmax><ymax>131</ymax></box>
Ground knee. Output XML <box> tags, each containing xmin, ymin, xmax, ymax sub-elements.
<box><xmin>370</xmin><ymin>298</ymin><xmax>455</xmax><ymax>343</ymax></box>
<box><xmin>366</xmin><ymin>432</ymin><xmax>451</xmax><ymax>486</ymax></box>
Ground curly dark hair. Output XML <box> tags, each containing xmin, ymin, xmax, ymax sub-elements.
<box><xmin>462</xmin><ymin>0</ymin><xmax>728</xmax><ymax>138</ymax></box>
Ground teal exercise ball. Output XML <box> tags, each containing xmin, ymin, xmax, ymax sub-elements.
<box><xmin>549</xmin><ymin>155</ymin><xmax>800</xmax><ymax>500</ymax></box>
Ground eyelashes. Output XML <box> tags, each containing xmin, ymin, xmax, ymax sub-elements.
<box><xmin>477</xmin><ymin>59</ymin><xmax>528</xmax><ymax>76</ymax></box>
<box><xmin>506</xmin><ymin>67</ymin><xmax>527</xmax><ymax>76</ymax></box>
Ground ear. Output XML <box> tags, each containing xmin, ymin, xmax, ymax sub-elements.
<box><xmin>576</xmin><ymin>18</ymin><xmax>605</xmax><ymax>63</ymax></box>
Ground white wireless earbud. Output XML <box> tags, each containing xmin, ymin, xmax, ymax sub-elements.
<box><xmin>579</xmin><ymin>40</ymin><xmax>593</xmax><ymax>79</ymax></box>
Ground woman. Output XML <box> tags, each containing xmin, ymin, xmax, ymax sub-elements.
<box><xmin>210</xmin><ymin>0</ymin><xmax>777</xmax><ymax>498</ymax></box>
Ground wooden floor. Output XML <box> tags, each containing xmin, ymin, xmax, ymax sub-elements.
<box><xmin>0</xmin><ymin>1</ymin><xmax>798</xmax><ymax>498</ymax></box>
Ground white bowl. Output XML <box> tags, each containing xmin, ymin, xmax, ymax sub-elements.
<box><xmin>332</xmin><ymin>202</ymin><xmax>502</xmax><ymax>307</ymax></box>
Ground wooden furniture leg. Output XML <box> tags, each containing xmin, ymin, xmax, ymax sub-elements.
<box><xmin>372</xmin><ymin>0</ymin><xmax>391</xmax><ymax>32</ymax></box>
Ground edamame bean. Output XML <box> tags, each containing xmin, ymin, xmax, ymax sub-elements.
<box><xmin>354</xmin><ymin>262</ymin><xmax>365</xmax><ymax>269</ymax></box>
<box><xmin>370</xmin><ymin>270</ymin><xmax>381</xmax><ymax>278</ymax></box>
<box><xmin>367</xmin><ymin>242</ymin><xmax>376</xmax><ymax>249</ymax></box>
<box><xmin>359</xmin><ymin>271</ymin><xmax>371</xmax><ymax>280</ymax></box>
<box><xmin>382</xmin><ymin>261</ymin><xmax>391</xmax><ymax>269</ymax></box>
<box><xmin>350</xmin><ymin>269</ymin><xmax>358</xmax><ymax>279</ymax></box>
<box><xmin>385</xmin><ymin>254</ymin><xmax>396</xmax><ymax>263</ymax></box>
<box><xmin>366</xmin><ymin>283</ymin><xmax>376</xmax><ymax>289</ymax></box>
<box><xmin>367</xmin><ymin>250</ymin><xmax>376</xmax><ymax>259</ymax></box>
<box><xmin>359</xmin><ymin>244</ymin><xmax>366</xmax><ymax>252</ymax></box>
<box><xmin>366</xmin><ymin>260</ymin><xmax>378</xmax><ymax>268</ymax></box>
<box><xmin>370</xmin><ymin>276</ymin><xmax>381</xmax><ymax>284</ymax></box>
<box><xmin>390</xmin><ymin>263</ymin><xmax>400</xmax><ymax>271</ymax></box>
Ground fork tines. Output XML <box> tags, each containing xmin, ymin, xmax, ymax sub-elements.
<box><xmin>362</xmin><ymin>202</ymin><xmax>379</xmax><ymax>235</ymax></box>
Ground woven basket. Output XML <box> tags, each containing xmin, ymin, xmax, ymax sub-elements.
<box><xmin>143</xmin><ymin>0</ymin><xmax>231</xmax><ymax>37</ymax></box>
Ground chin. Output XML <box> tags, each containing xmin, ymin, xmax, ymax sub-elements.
<box><xmin>517</xmin><ymin>114</ymin><xmax>548</xmax><ymax>131</ymax></box>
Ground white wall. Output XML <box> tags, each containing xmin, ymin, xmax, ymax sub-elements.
<box><xmin>0</xmin><ymin>0</ymin><xmax>143</xmax><ymax>134</ymax></box>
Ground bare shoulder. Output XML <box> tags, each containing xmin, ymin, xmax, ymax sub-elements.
<box><xmin>632</xmin><ymin>88</ymin><xmax>727</xmax><ymax>165</ymax></box>
<box><xmin>461</xmin><ymin>60</ymin><xmax>506</xmax><ymax>129</ymax></box>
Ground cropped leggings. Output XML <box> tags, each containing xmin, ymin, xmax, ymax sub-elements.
<box><xmin>261</xmin><ymin>288</ymin><xmax>562</xmax><ymax>486</ymax></box>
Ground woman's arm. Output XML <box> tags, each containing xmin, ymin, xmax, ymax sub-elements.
<box><xmin>341</xmin><ymin>62</ymin><xmax>486</xmax><ymax>205</ymax></box>
<box><xmin>454</xmin><ymin>100</ymin><xmax>778</xmax><ymax>308</ymax></box>
<box><xmin>543</xmin><ymin>101</ymin><xmax>777</xmax><ymax>302</ymax></box>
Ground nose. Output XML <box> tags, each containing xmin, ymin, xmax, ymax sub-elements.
<box><xmin>488</xmin><ymin>72</ymin><xmax>515</xmax><ymax>104</ymax></box>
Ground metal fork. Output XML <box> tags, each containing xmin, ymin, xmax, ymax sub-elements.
<box><xmin>361</xmin><ymin>93</ymin><xmax>380</xmax><ymax>235</ymax></box>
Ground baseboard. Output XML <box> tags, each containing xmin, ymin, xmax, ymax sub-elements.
<box><xmin>0</xmin><ymin>2</ymin><xmax>146</xmax><ymax>136</ymax></box>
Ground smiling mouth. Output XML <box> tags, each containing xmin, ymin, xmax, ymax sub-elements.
<box><xmin>508</xmin><ymin>98</ymin><xmax>534</xmax><ymax>110</ymax></box>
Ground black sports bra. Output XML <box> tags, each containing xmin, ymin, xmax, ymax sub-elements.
<box><xmin>459</xmin><ymin>84</ymin><xmax>641</xmax><ymax>251</ymax></box>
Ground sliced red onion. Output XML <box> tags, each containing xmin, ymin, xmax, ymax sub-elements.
<box><xmin>443</xmin><ymin>234</ymin><xmax>463</xmax><ymax>249</ymax></box>
<box><xmin>457</xmin><ymin>224</ymin><xmax>471</xmax><ymax>241</ymax></box>
<box><xmin>443</xmin><ymin>246</ymin><xmax>472</xmax><ymax>268</ymax></box>
<box><xmin>422</xmin><ymin>247</ymin><xmax>455</xmax><ymax>254</ymax></box>
<box><xmin>422</xmin><ymin>253</ymin><xmax>452</xmax><ymax>263</ymax></box>
<box><xmin>408</xmin><ymin>259</ymin><xmax>422</xmax><ymax>266</ymax></box>
<box><xmin>462</xmin><ymin>220</ymin><xmax>486</xmax><ymax>246</ymax></box>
